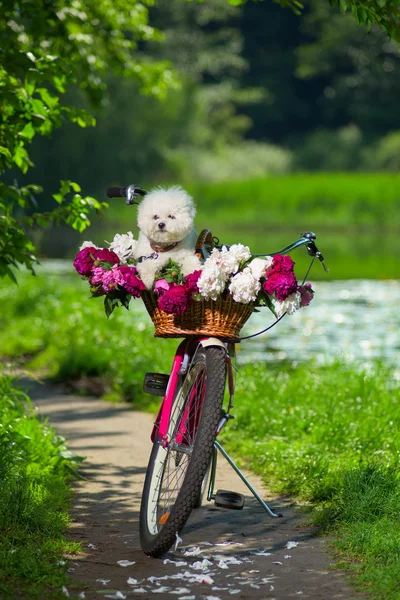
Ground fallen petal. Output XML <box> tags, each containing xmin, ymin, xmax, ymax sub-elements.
<box><xmin>127</xmin><ymin>578</ymin><xmax>138</xmax><ymax>585</ymax></box>
<box><xmin>169</xmin><ymin>588</ymin><xmax>190</xmax><ymax>595</ymax></box>
<box><xmin>61</xmin><ymin>587</ymin><xmax>70</xmax><ymax>597</ymax></box>
<box><xmin>285</xmin><ymin>554</ymin><xmax>292</xmax><ymax>559</ymax></box>
<box><xmin>117</xmin><ymin>560</ymin><xmax>135</xmax><ymax>567</ymax></box>
<box><xmin>286</xmin><ymin>541</ymin><xmax>299</xmax><ymax>550</ymax></box>
<box><xmin>88</xmin><ymin>543</ymin><xmax>97</xmax><ymax>549</ymax></box>
<box><xmin>182</xmin><ymin>546</ymin><xmax>202</xmax><ymax>557</ymax></box>
<box><xmin>96</xmin><ymin>579</ymin><xmax>111</xmax><ymax>585</ymax></box>
<box><xmin>105</xmin><ymin>593</ymin><xmax>126</xmax><ymax>600</ymax></box>
<box><xmin>272</xmin><ymin>561</ymin><xmax>283</xmax><ymax>565</ymax></box>
<box><xmin>250</xmin><ymin>550</ymin><xmax>272</xmax><ymax>556</ymax></box>
<box><xmin>78</xmin><ymin>593</ymin><xmax>85</xmax><ymax>599</ymax></box>
<box><xmin>152</xmin><ymin>586</ymin><xmax>170</xmax><ymax>593</ymax></box>
<box><xmin>164</xmin><ymin>559</ymin><xmax>187</xmax><ymax>567</ymax></box>
<box><xmin>175</xmin><ymin>533</ymin><xmax>183</xmax><ymax>551</ymax></box>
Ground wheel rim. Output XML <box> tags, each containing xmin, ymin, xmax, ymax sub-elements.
<box><xmin>146</xmin><ymin>357</ymin><xmax>207</xmax><ymax>535</ymax></box>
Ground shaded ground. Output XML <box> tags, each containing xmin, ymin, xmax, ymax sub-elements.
<box><xmin>27</xmin><ymin>379</ymin><xmax>366</xmax><ymax>600</ymax></box>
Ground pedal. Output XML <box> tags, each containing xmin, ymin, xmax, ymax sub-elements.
<box><xmin>143</xmin><ymin>373</ymin><xmax>169</xmax><ymax>396</ymax></box>
<box><xmin>214</xmin><ymin>489</ymin><xmax>245</xmax><ymax>510</ymax></box>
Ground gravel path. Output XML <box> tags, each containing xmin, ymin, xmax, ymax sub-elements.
<box><xmin>27</xmin><ymin>380</ymin><xmax>365</xmax><ymax>600</ymax></box>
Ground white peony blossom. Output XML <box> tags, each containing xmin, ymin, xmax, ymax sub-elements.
<box><xmin>228</xmin><ymin>267</ymin><xmax>261</xmax><ymax>304</ymax></box>
<box><xmin>197</xmin><ymin>262</ymin><xmax>227</xmax><ymax>300</ymax></box>
<box><xmin>79</xmin><ymin>240</ymin><xmax>98</xmax><ymax>250</ymax></box>
<box><xmin>109</xmin><ymin>232</ymin><xmax>137</xmax><ymax>263</ymax></box>
<box><xmin>247</xmin><ymin>257</ymin><xmax>274</xmax><ymax>280</ymax></box>
<box><xmin>274</xmin><ymin>291</ymin><xmax>301</xmax><ymax>318</ymax></box>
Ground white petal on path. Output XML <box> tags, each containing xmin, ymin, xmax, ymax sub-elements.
<box><xmin>286</xmin><ymin>541</ymin><xmax>299</xmax><ymax>549</ymax></box>
<box><xmin>96</xmin><ymin>579</ymin><xmax>111</xmax><ymax>585</ymax></box>
<box><xmin>127</xmin><ymin>578</ymin><xmax>138</xmax><ymax>585</ymax></box>
<box><xmin>164</xmin><ymin>559</ymin><xmax>187</xmax><ymax>567</ymax></box>
<box><xmin>175</xmin><ymin>533</ymin><xmax>183</xmax><ymax>551</ymax></box>
<box><xmin>182</xmin><ymin>546</ymin><xmax>202</xmax><ymax>556</ymax></box>
<box><xmin>61</xmin><ymin>587</ymin><xmax>70</xmax><ymax>597</ymax></box>
<box><xmin>152</xmin><ymin>586</ymin><xmax>171</xmax><ymax>593</ymax></box>
<box><xmin>105</xmin><ymin>593</ymin><xmax>127</xmax><ymax>600</ymax></box>
<box><xmin>117</xmin><ymin>560</ymin><xmax>135</xmax><ymax>567</ymax></box>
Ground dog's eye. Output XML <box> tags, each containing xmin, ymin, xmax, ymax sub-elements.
<box><xmin>153</xmin><ymin>215</ymin><xmax>160</xmax><ymax>220</ymax></box>
<box><xmin>168</xmin><ymin>215</ymin><xmax>175</xmax><ymax>219</ymax></box>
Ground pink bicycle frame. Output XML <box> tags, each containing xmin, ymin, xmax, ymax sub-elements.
<box><xmin>150</xmin><ymin>337</ymin><xmax>234</xmax><ymax>446</ymax></box>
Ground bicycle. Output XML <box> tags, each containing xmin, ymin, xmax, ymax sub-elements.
<box><xmin>106</xmin><ymin>184</ymin><xmax>327</xmax><ymax>558</ymax></box>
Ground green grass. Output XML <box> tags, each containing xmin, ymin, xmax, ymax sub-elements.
<box><xmin>76</xmin><ymin>172</ymin><xmax>400</xmax><ymax>280</ymax></box>
<box><xmin>222</xmin><ymin>360</ymin><xmax>400</xmax><ymax>599</ymax></box>
<box><xmin>0</xmin><ymin>372</ymin><xmax>82</xmax><ymax>599</ymax></box>
<box><xmin>0</xmin><ymin>271</ymin><xmax>176</xmax><ymax>407</ymax></box>
<box><xmin>2</xmin><ymin>271</ymin><xmax>400</xmax><ymax>598</ymax></box>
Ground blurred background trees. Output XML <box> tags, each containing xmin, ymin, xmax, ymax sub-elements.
<box><xmin>1</xmin><ymin>0</ymin><xmax>400</xmax><ymax>264</ymax></box>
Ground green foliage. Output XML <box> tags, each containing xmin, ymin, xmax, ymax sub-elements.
<box><xmin>0</xmin><ymin>372</ymin><xmax>82</xmax><ymax>598</ymax></box>
<box><xmin>0</xmin><ymin>270</ymin><xmax>175</xmax><ymax>405</ymax></box>
<box><xmin>221</xmin><ymin>359</ymin><xmax>400</xmax><ymax>598</ymax></box>
<box><xmin>0</xmin><ymin>0</ymin><xmax>175</xmax><ymax>280</ymax></box>
<box><xmin>364</xmin><ymin>130</ymin><xmax>400</xmax><ymax>171</ymax></box>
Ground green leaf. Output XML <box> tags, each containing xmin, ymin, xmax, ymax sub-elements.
<box><xmin>19</xmin><ymin>122</ymin><xmax>36</xmax><ymax>140</ymax></box>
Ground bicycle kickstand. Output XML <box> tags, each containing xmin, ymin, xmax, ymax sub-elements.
<box><xmin>207</xmin><ymin>441</ymin><xmax>283</xmax><ymax>518</ymax></box>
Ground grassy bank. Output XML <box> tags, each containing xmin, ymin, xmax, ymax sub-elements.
<box><xmin>223</xmin><ymin>360</ymin><xmax>400</xmax><ymax>599</ymax></box>
<box><xmin>0</xmin><ymin>372</ymin><xmax>81</xmax><ymax>598</ymax></box>
<box><xmin>2</xmin><ymin>271</ymin><xmax>400</xmax><ymax>598</ymax></box>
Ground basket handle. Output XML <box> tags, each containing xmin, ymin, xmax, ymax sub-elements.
<box><xmin>195</xmin><ymin>229</ymin><xmax>214</xmax><ymax>261</ymax></box>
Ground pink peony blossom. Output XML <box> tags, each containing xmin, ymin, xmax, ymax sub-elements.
<box><xmin>270</xmin><ymin>254</ymin><xmax>295</xmax><ymax>273</ymax></box>
<box><xmin>92</xmin><ymin>248</ymin><xmax>119</xmax><ymax>265</ymax></box>
<box><xmin>117</xmin><ymin>264</ymin><xmax>145</xmax><ymax>297</ymax></box>
<box><xmin>298</xmin><ymin>283</ymin><xmax>314</xmax><ymax>307</ymax></box>
<box><xmin>154</xmin><ymin>278</ymin><xmax>171</xmax><ymax>295</ymax></box>
<box><xmin>73</xmin><ymin>246</ymin><xmax>98</xmax><ymax>277</ymax></box>
<box><xmin>263</xmin><ymin>271</ymin><xmax>298</xmax><ymax>301</ymax></box>
<box><xmin>158</xmin><ymin>285</ymin><xmax>190</xmax><ymax>316</ymax></box>
<box><xmin>184</xmin><ymin>270</ymin><xmax>202</xmax><ymax>294</ymax></box>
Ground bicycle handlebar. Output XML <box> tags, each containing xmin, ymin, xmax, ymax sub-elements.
<box><xmin>106</xmin><ymin>184</ymin><xmax>147</xmax><ymax>204</ymax></box>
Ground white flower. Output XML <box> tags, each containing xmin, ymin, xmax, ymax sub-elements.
<box><xmin>274</xmin><ymin>291</ymin><xmax>301</xmax><ymax>318</ymax></box>
<box><xmin>109</xmin><ymin>232</ymin><xmax>137</xmax><ymax>263</ymax></box>
<box><xmin>228</xmin><ymin>267</ymin><xmax>261</xmax><ymax>304</ymax></box>
<box><xmin>247</xmin><ymin>257</ymin><xmax>274</xmax><ymax>280</ymax></box>
<box><xmin>79</xmin><ymin>240</ymin><xmax>97</xmax><ymax>250</ymax></box>
<box><xmin>197</xmin><ymin>263</ymin><xmax>227</xmax><ymax>300</ymax></box>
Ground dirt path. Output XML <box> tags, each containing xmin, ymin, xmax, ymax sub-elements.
<box><xmin>27</xmin><ymin>380</ymin><xmax>365</xmax><ymax>600</ymax></box>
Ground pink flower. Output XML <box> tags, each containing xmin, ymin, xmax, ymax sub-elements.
<box><xmin>92</xmin><ymin>248</ymin><xmax>119</xmax><ymax>265</ymax></box>
<box><xmin>270</xmin><ymin>254</ymin><xmax>295</xmax><ymax>273</ymax></box>
<box><xmin>184</xmin><ymin>270</ymin><xmax>202</xmax><ymax>294</ymax></box>
<box><xmin>117</xmin><ymin>265</ymin><xmax>145</xmax><ymax>297</ymax></box>
<box><xmin>73</xmin><ymin>246</ymin><xmax>97</xmax><ymax>277</ymax></box>
<box><xmin>263</xmin><ymin>271</ymin><xmax>298</xmax><ymax>301</ymax></box>
<box><xmin>298</xmin><ymin>283</ymin><xmax>314</xmax><ymax>307</ymax></box>
<box><xmin>158</xmin><ymin>285</ymin><xmax>190</xmax><ymax>316</ymax></box>
<box><xmin>154</xmin><ymin>278</ymin><xmax>171</xmax><ymax>295</ymax></box>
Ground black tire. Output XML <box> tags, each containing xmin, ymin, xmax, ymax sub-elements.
<box><xmin>139</xmin><ymin>346</ymin><xmax>226</xmax><ymax>557</ymax></box>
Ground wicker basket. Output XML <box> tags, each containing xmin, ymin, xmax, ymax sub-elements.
<box><xmin>141</xmin><ymin>291</ymin><xmax>254</xmax><ymax>341</ymax></box>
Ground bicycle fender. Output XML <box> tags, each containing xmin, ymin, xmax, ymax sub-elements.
<box><xmin>198</xmin><ymin>337</ymin><xmax>227</xmax><ymax>352</ymax></box>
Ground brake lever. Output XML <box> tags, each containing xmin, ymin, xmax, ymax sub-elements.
<box><xmin>302</xmin><ymin>232</ymin><xmax>329</xmax><ymax>272</ymax></box>
<box><xmin>125</xmin><ymin>184</ymin><xmax>145</xmax><ymax>205</ymax></box>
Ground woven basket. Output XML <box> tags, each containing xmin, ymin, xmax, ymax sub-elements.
<box><xmin>141</xmin><ymin>291</ymin><xmax>254</xmax><ymax>341</ymax></box>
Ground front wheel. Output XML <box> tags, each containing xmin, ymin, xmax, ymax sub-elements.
<box><xmin>139</xmin><ymin>346</ymin><xmax>226</xmax><ymax>557</ymax></box>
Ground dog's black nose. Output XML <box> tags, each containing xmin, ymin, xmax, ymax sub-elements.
<box><xmin>158</xmin><ymin>222</ymin><xmax>166</xmax><ymax>230</ymax></box>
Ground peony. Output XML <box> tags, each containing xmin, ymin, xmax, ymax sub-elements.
<box><xmin>247</xmin><ymin>257</ymin><xmax>274</xmax><ymax>280</ymax></box>
<box><xmin>228</xmin><ymin>267</ymin><xmax>261</xmax><ymax>304</ymax></box>
<box><xmin>197</xmin><ymin>263</ymin><xmax>228</xmax><ymax>301</ymax></box>
<box><xmin>263</xmin><ymin>271</ymin><xmax>298</xmax><ymax>301</ymax></box>
<box><xmin>117</xmin><ymin>264</ymin><xmax>145</xmax><ymax>297</ymax></box>
<box><xmin>154</xmin><ymin>278</ymin><xmax>171</xmax><ymax>295</ymax></box>
<box><xmin>158</xmin><ymin>285</ymin><xmax>190</xmax><ymax>316</ymax></box>
<box><xmin>269</xmin><ymin>254</ymin><xmax>295</xmax><ymax>273</ymax></box>
<box><xmin>73</xmin><ymin>246</ymin><xmax>98</xmax><ymax>277</ymax></box>
<box><xmin>79</xmin><ymin>240</ymin><xmax>98</xmax><ymax>251</ymax></box>
<box><xmin>274</xmin><ymin>291</ymin><xmax>301</xmax><ymax>318</ymax></box>
<box><xmin>298</xmin><ymin>283</ymin><xmax>314</xmax><ymax>307</ymax></box>
<box><xmin>109</xmin><ymin>232</ymin><xmax>137</xmax><ymax>263</ymax></box>
<box><xmin>184</xmin><ymin>270</ymin><xmax>202</xmax><ymax>294</ymax></box>
<box><xmin>92</xmin><ymin>248</ymin><xmax>119</xmax><ymax>265</ymax></box>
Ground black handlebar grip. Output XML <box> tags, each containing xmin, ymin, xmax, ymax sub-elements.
<box><xmin>106</xmin><ymin>186</ymin><xmax>127</xmax><ymax>198</ymax></box>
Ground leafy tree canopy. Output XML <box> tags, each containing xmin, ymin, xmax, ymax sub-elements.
<box><xmin>0</xmin><ymin>0</ymin><xmax>175</xmax><ymax>280</ymax></box>
<box><xmin>227</xmin><ymin>0</ymin><xmax>400</xmax><ymax>41</ymax></box>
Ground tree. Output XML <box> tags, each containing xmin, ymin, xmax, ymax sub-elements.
<box><xmin>0</xmin><ymin>0</ymin><xmax>175</xmax><ymax>280</ymax></box>
<box><xmin>230</xmin><ymin>0</ymin><xmax>400</xmax><ymax>41</ymax></box>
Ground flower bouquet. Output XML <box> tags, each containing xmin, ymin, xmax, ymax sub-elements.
<box><xmin>74</xmin><ymin>233</ymin><xmax>314</xmax><ymax>337</ymax></box>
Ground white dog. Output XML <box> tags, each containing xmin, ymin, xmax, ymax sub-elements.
<box><xmin>133</xmin><ymin>185</ymin><xmax>202</xmax><ymax>289</ymax></box>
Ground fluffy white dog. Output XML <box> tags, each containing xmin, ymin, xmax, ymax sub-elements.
<box><xmin>133</xmin><ymin>185</ymin><xmax>202</xmax><ymax>289</ymax></box>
